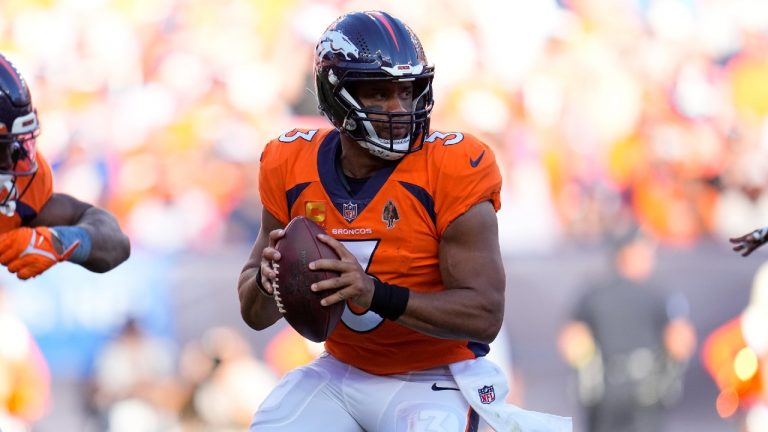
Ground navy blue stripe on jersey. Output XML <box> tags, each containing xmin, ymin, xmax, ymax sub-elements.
<box><xmin>467</xmin><ymin>341</ymin><xmax>490</xmax><ymax>358</ymax></box>
<box><xmin>286</xmin><ymin>182</ymin><xmax>311</xmax><ymax>216</ymax></box>
<box><xmin>398</xmin><ymin>181</ymin><xmax>436</xmax><ymax>226</ymax></box>
<box><xmin>318</xmin><ymin>130</ymin><xmax>401</xmax><ymax>223</ymax></box>
<box><xmin>16</xmin><ymin>201</ymin><xmax>37</xmax><ymax>225</ymax></box>
<box><xmin>318</xmin><ymin>130</ymin><xmax>346</xmax><ymax>198</ymax></box>
<box><xmin>467</xmin><ymin>407</ymin><xmax>480</xmax><ymax>432</ymax></box>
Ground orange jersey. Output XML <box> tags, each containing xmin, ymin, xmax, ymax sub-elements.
<box><xmin>0</xmin><ymin>151</ymin><xmax>53</xmax><ymax>233</ymax></box>
<box><xmin>259</xmin><ymin>128</ymin><xmax>502</xmax><ymax>375</ymax></box>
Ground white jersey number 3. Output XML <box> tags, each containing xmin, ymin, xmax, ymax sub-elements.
<box><xmin>339</xmin><ymin>240</ymin><xmax>385</xmax><ymax>332</ymax></box>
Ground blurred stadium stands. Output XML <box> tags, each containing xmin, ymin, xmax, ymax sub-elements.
<box><xmin>0</xmin><ymin>0</ymin><xmax>767</xmax><ymax>430</ymax></box>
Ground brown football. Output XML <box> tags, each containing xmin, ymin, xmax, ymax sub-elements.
<box><xmin>273</xmin><ymin>216</ymin><xmax>343</xmax><ymax>342</ymax></box>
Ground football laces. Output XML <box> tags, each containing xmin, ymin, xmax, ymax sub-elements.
<box><xmin>271</xmin><ymin>262</ymin><xmax>286</xmax><ymax>313</ymax></box>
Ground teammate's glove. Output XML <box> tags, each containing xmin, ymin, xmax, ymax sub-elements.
<box><xmin>0</xmin><ymin>227</ymin><xmax>79</xmax><ymax>279</ymax></box>
<box><xmin>730</xmin><ymin>226</ymin><xmax>768</xmax><ymax>257</ymax></box>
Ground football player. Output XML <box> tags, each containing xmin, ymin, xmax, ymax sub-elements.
<box><xmin>0</xmin><ymin>54</ymin><xmax>130</xmax><ymax>280</ymax></box>
<box><xmin>238</xmin><ymin>11</ymin><xmax>570</xmax><ymax>432</ymax></box>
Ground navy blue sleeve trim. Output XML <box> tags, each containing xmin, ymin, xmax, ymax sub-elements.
<box><xmin>286</xmin><ymin>182</ymin><xmax>311</xmax><ymax>216</ymax></box>
<box><xmin>398</xmin><ymin>181</ymin><xmax>436</xmax><ymax>226</ymax></box>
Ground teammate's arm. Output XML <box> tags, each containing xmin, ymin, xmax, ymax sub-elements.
<box><xmin>0</xmin><ymin>193</ymin><xmax>130</xmax><ymax>279</ymax></box>
<box><xmin>730</xmin><ymin>226</ymin><xmax>768</xmax><ymax>257</ymax></box>
<box><xmin>238</xmin><ymin>208</ymin><xmax>285</xmax><ymax>330</ymax></box>
<box><xmin>314</xmin><ymin>200</ymin><xmax>505</xmax><ymax>344</ymax></box>
<box><xmin>31</xmin><ymin>193</ymin><xmax>130</xmax><ymax>272</ymax></box>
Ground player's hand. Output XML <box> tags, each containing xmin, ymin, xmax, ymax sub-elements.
<box><xmin>730</xmin><ymin>227</ymin><xmax>768</xmax><ymax>257</ymax></box>
<box><xmin>260</xmin><ymin>228</ymin><xmax>285</xmax><ymax>295</ymax></box>
<box><xmin>0</xmin><ymin>227</ymin><xmax>79</xmax><ymax>280</ymax></box>
<box><xmin>309</xmin><ymin>234</ymin><xmax>375</xmax><ymax>310</ymax></box>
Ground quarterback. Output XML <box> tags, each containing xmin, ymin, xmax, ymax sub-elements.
<box><xmin>238</xmin><ymin>11</ymin><xmax>570</xmax><ymax>431</ymax></box>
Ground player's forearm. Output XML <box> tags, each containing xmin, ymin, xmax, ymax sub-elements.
<box><xmin>75</xmin><ymin>207</ymin><xmax>130</xmax><ymax>272</ymax></box>
<box><xmin>238</xmin><ymin>267</ymin><xmax>282</xmax><ymax>330</ymax></box>
<box><xmin>395</xmin><ymin>288</ymin><xmax>504</xmax><ymax>344</ymax></box>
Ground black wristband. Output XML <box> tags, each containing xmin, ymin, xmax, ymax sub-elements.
<box><xmin>255</xmin><ymin>267</ymin><xmax>272</xmax><ymax>297</ymax></box>
<box><xmin>369</xmin><ymin>278</ymin><xmax>410</xmax><ymax>321</ymax></box>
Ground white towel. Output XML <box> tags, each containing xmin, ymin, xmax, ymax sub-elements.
<box><xmin>449</xmin><ymin>357</ymin><xmax>572</xmax><ymax>432</ymax></box>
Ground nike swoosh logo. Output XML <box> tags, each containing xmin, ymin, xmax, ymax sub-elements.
<box><xmin>431</xmin><ymin>383</ymin><xmax>460</xmax><ymax>392</ymax></box>
<box><xmin>469</xmin><ymin>150</ymin><xmax>486</xmax><ymax>168</ymax></box>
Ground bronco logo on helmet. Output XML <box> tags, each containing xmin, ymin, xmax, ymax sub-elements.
<box><xmin>316</xmin><ymin>30</ymin><xmax>359</xmax><ymax>61</ymax></box>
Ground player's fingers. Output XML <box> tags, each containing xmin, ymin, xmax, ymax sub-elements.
<box><xmin>267</xmin><ymin>229</ymin><xmax>285</xmax><ymax>246</ymax></box>
<box><xmin>320</xmin><ymin>289</ymin><xmax>347</xmax><ymax>307</ymax></box>
<box><xmin>262</xmin><ymin>259</ymin><xmax>278</xmax><ymax>281</ymax></box>
<box><xmin>311</xmin><ymin>274</ymin><xmax>343</xmax><ymax>292</ymax></box>
<box><xmin>9</xmin><ymin>256</ymin><xmax>53</xmax><ymax>277</ymax></box>
<box><xmin>733</xmin><ymin>244</ymin><xmax>745</xmax><ymax>252</ymax></box>
<box><xmin>0</xmin><ymin>236</ymin><xmax>26</xmax><ymax>264</ymax></box>
<box><xmin>308</xmin><ymin>257</ymin><xmax>343</xmax><ymax>273</ymax></box>
<box><xmin>7</xmin><ymin>256</ymin><xmax>32</xmax><ymax>273</ymax></box>
<box><xmin>315</xmin><ymin>234</ymin><xmax>354</xmax><ymax>260</ymax></box>
<box><xmin>263</xmin><ymin>245</ymin><xmax>281</xmax><ymax>261</ymax></box>
<box><xmin>17</xmin><ymin>262</ymin><xmax>47</xmax><ymax>280</ymax></box>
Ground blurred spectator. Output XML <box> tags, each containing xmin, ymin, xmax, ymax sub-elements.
<box><xmin>558</xmin><ymin>230</ymin><xmax>697</xmax><ymax>432</ymax></box>
<box><xmin>0</xmin><ymin>286</ymin><xmax>50</xmax><ymax>432</ymax></box>
<box><xmin>178</xmin><ymin>326</ymin><xmax>276</xmax><ymax>431</ymax></box>
<box><xmin>702</xmin><ymin>261</ymin><xmax>768</xmax><ymax>432</ymax></box>
<box><xmin>89</xmin><ymin>318</ymin><xmax>181</xmax><ymax>432</ymax></box>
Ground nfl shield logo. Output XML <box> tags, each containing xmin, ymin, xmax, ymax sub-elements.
<box><xmin>478</xmin><ymin>385</ymin><xmax>496</xmax><ymax>404</ymax></box>
<box><xmin>343</xmin><ymin>202</ymin><xmax>358</xmax><ymax>222</ymax></box>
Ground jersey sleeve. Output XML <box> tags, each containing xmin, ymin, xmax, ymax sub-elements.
<box><xmin>25</xmin><ymin>151</ymin><xmax>53</xmax><ymax>211</ymax></box>
<box><xmin>258</xmin><ymin>139</ymin><xmax>290</xmax><ymax>225</ymax></box>
<box><xmin>433</xmin><ymin>133</ymin><xmax>502</xmax><ymax>236</ymax></box>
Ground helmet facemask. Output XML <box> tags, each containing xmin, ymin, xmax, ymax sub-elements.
<box><xmin>0</xmin><ymin>111</ymin><xmax>39</xmax><ymax>216</ymax></box>
<box><xmin>0</xmin><ymin>129</ymin><xmax>39</xmax><ymax>177</ymax></box>
<box><xmin>333</xmin><ymin>72</ymin><xmax>433</xmax><ymax>161</ymax></box>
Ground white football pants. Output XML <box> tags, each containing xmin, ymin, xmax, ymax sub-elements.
<box><xmin>250</xmin><ymin>352</ymin><xmax>485</xmax><ymax>431</ymax></box>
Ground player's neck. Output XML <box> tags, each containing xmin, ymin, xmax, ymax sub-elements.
<box><xmin>339</xmin><ymin>137</ymin><xmax>392</xmax><ymax>178</ymax></box>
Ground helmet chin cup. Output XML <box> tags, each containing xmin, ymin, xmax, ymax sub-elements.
<box><xmin>0</xmin><ymin>199</ymin><xmax>15</xmax><ymax>217</ymax></box>
<box><xmin>360</xmin><ymin>140</ymin><xmax>405</xmax><ymax>161</ymax></box>
<box><xmin>0</xmin><ymin>174</ymin><xmax>17</xmax><ymax>216</ymax></box>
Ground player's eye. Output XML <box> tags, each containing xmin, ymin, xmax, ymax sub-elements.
<box><xmin>371</xmin><ymin>90</ymin><xmax>388</xmax><ymax>100</ymax></box>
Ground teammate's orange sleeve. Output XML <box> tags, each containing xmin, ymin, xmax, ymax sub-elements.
<box><xmin>15</xmin><ymin>151</ymin><xmax>54</xmax><ymax>213</ymax></box>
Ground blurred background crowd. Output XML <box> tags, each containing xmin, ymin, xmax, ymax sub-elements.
<box><xmin>0</xmin><ymin>0</ymin><xmax>767</xmax><ymax>431</ymax></box>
